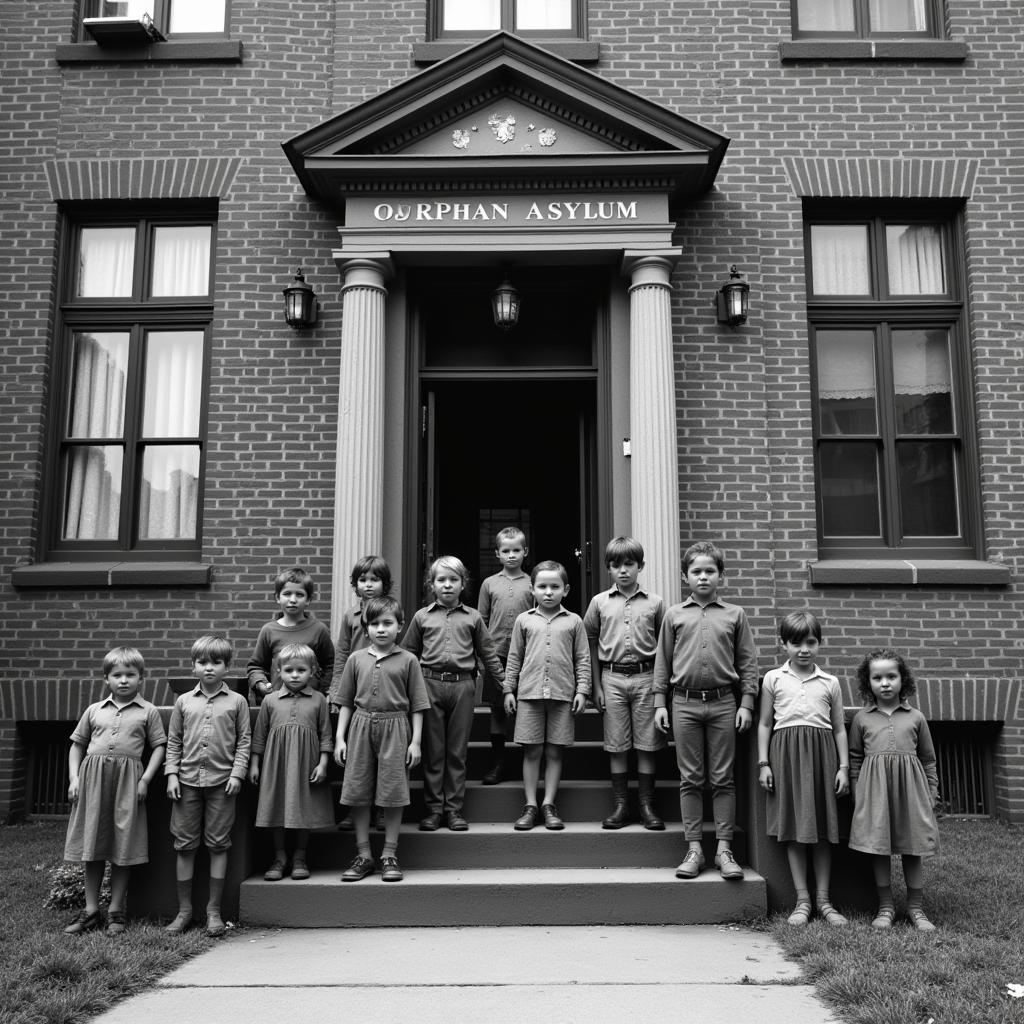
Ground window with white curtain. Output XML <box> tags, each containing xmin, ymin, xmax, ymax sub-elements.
<box><xmin>805</xmin><ymin>205</ymin><xmax>977</xmax><ymax>557</ymax></box>
<box><xmin>51</xmin><ymin>209</ymin><xmax>213</xmax><ymax>557</ymax></box>
<box><xmin>435</xmin><ymin>0</ymin><xmax>579</xmax><ymax>36</ymax></box>
<box><xmin>793</xmin><ymin>0</ymin><xmax>936</xmax><ymax>37</ymax></box>
<box><xmin>83</xmin><ymin>0</ymin><xmax>228</xmax><ymax>37</ymax></box>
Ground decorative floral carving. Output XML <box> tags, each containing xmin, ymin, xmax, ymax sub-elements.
<box><xmin>452</xmin><ymin>129</ymin><xmax>470</xmax><ymax>150</ymax></box>
<box><xmin>538</xmin><ymin>128</ymin><xmax>557</xmax><ymax>147</ymax></box>
<box><xmin>488</xmin><ymin>113</ymin><xmax>516</xmax><ymax>143</ymax></box>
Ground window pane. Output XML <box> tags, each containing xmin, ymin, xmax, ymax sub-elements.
<box><xmin>892</xmin><ymin>329</ymin><xmax>953</xmax><ymax>433</ymax></box>
<box><xmin>169</xmin><ymin>0</ymin><xmax>227</xmax><ymax>33</ymax></box>
<box><xmin>77</xmin><ymin>227</ymin><xmax>135</xmax><ymax>297</ymax></box>
<box><xmin>886</xmin><ymin>224</ymin><xmax>945</xmax><ymax>294</ymax></box>
<box><xmin>143</xmin><ymin>331</ymin><xmax>204</xmax><ymax>437</ymax></box>
<box><xmin>67</xmin><ymin>332</ymin><xmax>129</xmax><ymax>438</ymax></box>
<box><xmin>62</xmin><ymin>446</ymin><xmax>123</xmax><ymax>540</ymax></box>
<box><xmin>88</xmin><ymin>0</ymin><xmax>149</xmax><ymax>17</ymax></box>
<box><xmin>443</xmin><ymin>0</ymin><xmax>500</xmax><ymax>30</ymax></box>
<box><xmin>151</xmin><ymin>226</ymin><xmax>211</xmax><ymax>296</ymax></box>
<box><xmin>810</xmin><ymin>225</ymin><xmax>871</xmax><ymax>294</ymax></box>
<box><xmin>517</xmin><ymin>0</ymin><xmax>572</xmax><ymax>30</ymax></box>
<box><xmin>815</xmin><ymin>330</ymin><xmax>878</xmax><ymax>435</ymax></box>
<box><xmin>898</xmin><ymin>440</ymin><xmax>958</xmax><ymax>535</ymax></box>
<box><xmin>796</xmin><ymin>0</ymin><xmax>854</xmax><ymax>31</ymax></box>
<box><xmin>819</xmin><ymin>442</ymin><xmax>881</xmax><ymax>536</ymax></box>
<box><xmin>869</xmin><ymin>0</ymin><xmax>927</xmax><ymax>32</ymax></box>
<box><xmin>139</xmin><ymin>446</ymin><xmax>200</xmax><ymax>539</ymax></box>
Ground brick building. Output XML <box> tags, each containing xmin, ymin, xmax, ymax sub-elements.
<box><xmin>1</xmin><ymin>1</ymin><xmax>1021</xmax><ymax>913</ymax></box>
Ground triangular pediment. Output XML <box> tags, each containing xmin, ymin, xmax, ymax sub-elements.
<box><xmin>284</xmin><ymin>32</ymin><xmax>728</xmax><ymax>206</ymax></box>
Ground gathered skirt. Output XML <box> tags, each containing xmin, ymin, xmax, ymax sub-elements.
<box><xmin>766</xmin><ymin>726</ymin><xmax>840</xmax><ymax>845</ymax></box>
<box><xmin>849</xmin><ymin>752</ymin><xmax>939</xmax><ymax>857</ymax></box>
<box><xmin>64</xmin><ymin>754</ymin><xmax>149</xmax><ymax>866</ymax></box>
<box><xmin>255</xmin><ymin>723</ymin><xmax>334</xmax><ymax>830</ymax></box>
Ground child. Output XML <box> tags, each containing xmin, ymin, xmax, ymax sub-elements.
<box><xmin>583</xmin><ymin>536</ymin><xmax>666</xmax><ymax>830</ymax></box>
<box><xmin>249</xmin><ymin>643</ymin><xmax>334</xmax><ymax>880</ymax></box>
<box><xmin>333</xmin><ymin>596</ymin><xmax>430</xmax><ymax>882</ymax></box>
<box><xmin>246</xmin><ymin>567</ymin><xmax>335</xmax><ymax>704</ymax></box>
<box><xmin>757</xmin><ymin>612</ymin><xmax>850</xmax><ymax>926</ymax></box>
<box><xmin>653</xmin><ymin>541</ymin><xmax>758</xmax><ymax>880</ymax></box>
<box><xmin>63</xmin><ymin>646</ymin><xmax>166</xmax><ymax>935</ymax></box>
<box><xmin>476</xmin><ymin>527</ymin><xmax>533</xmax><ymax>784</ymax></box>
<box><xmin>402</xmin><ymin>555</ymin><xmax>505</xmax><ymax>831</ymax></box>
<box><xmin>849</xmin><ymin>648</ymin><xmax>940</xmax><ymax>931</ymax></box>
<box><xmin>164</xmin><ymin>635</ymin><xmax>251</xmax><ymax>936</ymax></box>
<box><xmin>503</xmin><ymin>560</ymin><xmax>591</xmax><ymax>831</ymax></box>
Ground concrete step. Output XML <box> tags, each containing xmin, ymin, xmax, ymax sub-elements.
<box><xmin>241</xmin><ymin>865</ymin><xmax>767</xmax><ymax>927</ymax></box>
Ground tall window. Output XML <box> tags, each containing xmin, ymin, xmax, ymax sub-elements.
<box><xmin>433</xmin><ymin>0</ymin><xmax>582</xmax><ymax>37</ymax></box>
<box><xmin>793</xmin><ymin>0</ymin><xmax>938</xmax><ymax>37</ymax></box>
<box><xmin>48</xmin><ymin>209</ymin><xmax>214</xmax><ymax>559</ymax></box>
<box><xmin>82</xmin><ymin>0</ymin><xmax>228</xmax><ymax>37</ymax></box>
<box><xmin>805</xmin><ymin>204</ymin><xmax>978</xmax><ymax>557</ymax></box>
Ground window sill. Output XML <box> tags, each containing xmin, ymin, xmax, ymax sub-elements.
<box><xmin>809</xmin><ymin>559</ymin><xmax>1010</xmax><ymax>587</ymax></box>
<box><xmin>55</xmin><ymin>40</ymin><xmax>243</xmax><ymax>64</ymax></box>
<box><xmin>412</xmin><ymin>40</ymin><xmax>600</xmax><ymax>65</ymax></box>
<box><xmin>779</xmin><ymin>40</ymin><xmax>968</xmax><ymax>62</ymax></box>
<box><xmin>11</xmin><ymin>561</ymin><xmax>213</xmax><ymax>588</ymax></box>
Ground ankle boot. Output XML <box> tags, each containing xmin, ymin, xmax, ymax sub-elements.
<box><xmin>637</xmin><ymin>773</ymin><xmax>665</xmax><ymax>830</ymax></box>
<box><xmin>601</xmin><ymin>773</ymin><xmax>630</xmax><ymax>829</ymax></box>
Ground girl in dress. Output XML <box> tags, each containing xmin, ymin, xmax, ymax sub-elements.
<box><xmin>249</xmin><ymin>643</ymin><xmax>334</xmax><ymax>880</ymax></box>
<box><xmin>848</xmin><ymin>648</ymin><xmax>940</xmax><ymax>931</ymax></box>
<box><xmin>63</xmin><ymin>646</ymin><xmax>167</xmax><ymax>935</ymax></box>
<box><xmin>757</xmin><ymin>612</ymin><xmax>850</xmax><ymax>926</ymax></box>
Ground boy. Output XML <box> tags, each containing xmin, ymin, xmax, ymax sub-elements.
<box><xmin>246</xmin><ymin>566</ymin><xmax>335</xmax><ymax>703</ymax></box>
<box><xmin>653</xmin><ymin>541</ymin><xmax>758</xmax><ymax>880</ymax></box>
<box><xmin>476</xmin><ymin>527</ymin><xmax>533</xmax><ymax>784</ymax></box>
<box><xmin>164</xmin><ymin>635</ymin><xmax>251</xmax><ymax>935</ymax></box>
<box><xmin>583</xmin><ymin>536</ymin><xmax>666</xmax><ymax>830</ymax></box>
<box><xmin>503</xmin><ymin>560</ymin><xmax>591</xmax><ymax>831</ymax></box>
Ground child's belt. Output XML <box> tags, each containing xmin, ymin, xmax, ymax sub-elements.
<box><xmin>673</xmin><ymin>685</ymin><xmax>734</xmax><ymax>701</ymax></box>
<box><xmin>600</xmin><ymin>659</ymin><xmax>654</xmax><ymax>675</ymax></box>
<box><xmin>422</xmin><ymin>670</ymin><xmax>474</xmax><ymax>683</ymax></box>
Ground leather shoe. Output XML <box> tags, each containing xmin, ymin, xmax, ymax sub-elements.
<box><xmin>482</xmin><ymin>764</ymin><xmax>503</xmax><ymax>785</ymax></box>
<box><xmin>674</xmin><ymin>849</ymin><xmax>705</xmax><ymax>879</ymax></box>
<box><xmin>418</xmin><ymin>812</ymin><xmax>443</xmax><ymax>831</ymax></box>
<box><xmin>380</xmin><ymin>856</ymin><xmax>404</xmax><ymax>882</ymax></box>
<box><xmin>263</xmin><ymin>858</ymin><xmax>287</xmax><ymax>881</ymax></box>
<box><xmin>514</xmin><ymin>804</ymin><xmax>538</xmax><ymax>830</ymax></box>
<box><xmin>290</xmin><ymin>858</ymin><xmax>310</xmax><ymax>880</ymax></box>
<box><xmin>106</xmin><ymin>910</ymin><xmax>127</xmax><ymax>935</ymax></box>
<box><xmin>446</xmin><ymin>811</ymin><xmax>469</xmax><ymax>831</ymax></box>
<box><xmin>64</xmin><ymin>909</ymin><xmax>103</xmax><ymax>934</ymax></box>
<box><xmin>341</xmin><ymin>855</ymin><xmax>376</xmax><ymax>881</ymax></box>
<box><xmin>715</xmin><ymin>849</ymin><xmax>744</xmax><ymax>880</ymax></box>
<box><xmin>541</xmin><ymin>803</ymin><xmax>564</xmax><ymax>830</ymax></box>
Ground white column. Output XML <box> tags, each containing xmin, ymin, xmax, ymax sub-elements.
<box><xmin>331</xmin><ymin>258</ymin><xmax>390</xmax><ymax>638</ymax></box>
<box><xmin>626</xmin><ymin>255</ymin><xmax>681</xmax><ymax>607</ymax></box>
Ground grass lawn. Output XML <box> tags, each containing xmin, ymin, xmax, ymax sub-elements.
<box><xmin>0</xmin><ymin>820</ymin><xmax>213</xmax><ymax>1024</ymax></box>
<box><xmin>769</xmin><ymin>817</ymin><xmax>1024</xmax><ymax>1024</ymax></box>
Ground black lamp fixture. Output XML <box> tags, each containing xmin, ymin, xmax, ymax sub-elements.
<box><xmin>716</xmin><ymin>265</ymin><xmax>750</xmax><ymax>328</ymax></box>
<box><xmin>283</xmin><ymin>269</ymin><xmax>318</xmax><ymax>329</ymax></box>
<box><xmin>491</xmin><ymin>272</ymin><xmax>521</xmax><ymax>330</ymax></box>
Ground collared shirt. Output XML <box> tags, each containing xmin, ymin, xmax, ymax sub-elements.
<box><xmin>327</xmin><ymin>606</ymin><xmax>371</xmax><ymax>704</ymax></box>
<box><xmin>251</xmin><ymin>686</ymin><xmax>333</xmax><ymax>756</ymax></box>
<box><xmin>245</xmin><ymin>613</ymin><xmax>335</xmax><ymax>696</ymax></box>
<box><xmin>848</xmin><ymin>703</ymin><xmax>939</xmax><ymax>796</ymax></box>
<box><xmin>652</xmin><ymin>596</ymin><xmax>759</xmax><ymax>710</ymax></box>
<box><xmin>335</xmin><ymin>647</ymin><xmax>431</xmax><ymax>715</ymax></box>
<box><xmin>761</xmin><ymin>662</ymin><xmax>842</xmax><ymax>731</ymax></box>
<box><xmin>401</xmin><ymin>601</ymin><xmax>504</xmax><ymax>681</ymax></box>
<box><xmin>504</xmin><ymin>606</ymin><xmax>592</xmax><ymax>701</ymax></box>
<box><xmin>477</xmin><ymin>572</ymin><xmax>534</xmax><ymax>658</ymax></box>
<box><xmin>71</xmin><ymin>694</ymin><xmax>166</xmax><ymax>760</ymax></box>
<box><xmin>583</xmin><ymin>585</ymin><xmax>665</xmax><ymax>665</ymax></box>
<box><xmin>164</xmin><ymin>682</ymin><xmax>252</xmax><ymax>786</ymax></box>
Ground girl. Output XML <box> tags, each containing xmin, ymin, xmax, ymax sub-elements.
<box><xmin>401</xmin><ymin>555</ymin><xmax>504</xmax><ymax>831</ymax></box>
<box><xmin>757</xmin><ymin>612</ymin><xmax>849</xmax><ymax>926</ymax></box>
<box><xmin>249</xmin><ymin>643</ymin><xmax>334</xmax><ymax>880</ymax></box>
<box><xmin>63</xmin><ymin>646</ymin><xmax>166</xmax><ymax>935</ymax></box>
<box><xmin>333</xmin><ymin>596</ymin><xmax>430</xmax><ymax>882</ymax></box>
<box><xmin>849</xmin><ymin>648</ymin><xmax>940</xmax><ymax>931</ymax></box>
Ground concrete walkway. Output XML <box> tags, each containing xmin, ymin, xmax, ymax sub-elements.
<box><xmin>93</xmin><ymin>925</ymin><xmax>838</xmax><ymax>1024</ymax></box>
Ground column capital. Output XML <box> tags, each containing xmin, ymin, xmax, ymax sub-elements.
<box><xmin>622</xmin><ymin>253</ymin><xmax>678</xmax><ymax>290</ymax></box>
<box><xmin>333</xmin><ymin>254</ymin><xmax>394</xmax><ymax>290</ymax></box>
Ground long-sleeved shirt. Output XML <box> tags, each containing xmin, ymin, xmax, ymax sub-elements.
<box><xmin>477</xmin><ymin>572</ymin><xmax>534</xmax><ymax>660</ymax></box>
<box><xmin>401</xmin><ymin>601</ymin><xmax>504</xmax><ymax>682</ymax></box>
<box><xmin>652</xmin><ymin>596</ymin><xmax>759</xmax><ymax>711</ymax></box>
<box><xmin>583</xmin><ymin>585</ymin><xmax>665</xmax><ymax>665</ymax></box>
<box><xmin>848</xmin><ymin>703</ymin><xmax>939</xmax><ymax>799</ymax></box>
<box><xmin>327</xmin><ymin>606</ymin><xmax>370</xmax><ymax>704</ymax></box>
<box><xmin>503</xmin><ymin>606</ymin><xmax>592</xmax><ymax>700</ymax></box>
<box><xmin>164</xmin><ymin>682</ymin><xmax>252</xmax><ymax>786</ymax></box>
<box><xmin>246</xmin><ymin>613</ymin><xmax>335</xmax><ymax>698</ymax></box>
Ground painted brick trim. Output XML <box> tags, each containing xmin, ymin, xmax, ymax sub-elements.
<box><xmin>782</xmin><ymin>157</ymin><xmax>978</xmax><ymax>199</ymax></box>
<box><xmin>45</xmin><ymin>157</ymin><xmax>243</xmax><ymax>202</ymax></box>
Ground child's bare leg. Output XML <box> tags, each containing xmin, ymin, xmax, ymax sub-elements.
<box><xmin>521</xmin><ymin>743</ymin><xmax>543</xmax><ymax>806</ymax></box>
<box><xmin>541</xmin><ymin>743</ymin><xmax>563</xmax><ymax>806</ymax></box>
<box><xmin>785</xmin><ymin>843</ymin><xmax>812</xmax><ymax>924</ymax></box>
<box><xmin>165</xmin><ymin>850</ymin><xmax>196</xmax><ymax>931</ymax></box>
<box><xmin>812</xmin><ymin>842</ymin><xmax>846</xmax><ymax>925</ymax></box>
<box><xmin>83</xmin><ymin>860</ymin><xmax>104</xmax><ymax>914</ymax></box>
<box><xmin>205</xmin><ymin>850</ymin><xmax>228</xmax><ymax>934</ymax></box>
<box><xmin>636</xmin><ymin>750</ymin><xmax>656</xmax><ymax>775</ymax></box>
<box><xmin>381</xmin><ymin>806</ymin><xmax>403</xmax><ymax>858</ymax></box>
<box><xmin>351</xmin><ymin>806</ymin><xmax>372</xmax><ymax>858</ymax></box>
<box><xmin>609</xmin><ymin>751</ymin><xmax>629</xmax><ymax>774</ymax></box>
<box><xmin>108</xmin><ymin>863</ymin><xmax>130</xmax><ymax>913</ymax></box>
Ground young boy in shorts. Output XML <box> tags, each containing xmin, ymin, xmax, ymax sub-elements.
<box><xmin>503</xmin><ymin>560</ymin><xmax>591</xmax><ymax>831</ymax></box>
<box><xmin>583</xmin><ymin>536</ymin><xmax>666</xmax><ymax>830</ymax></box>
<box><xmin>476</xmin><ymin>527</ymin><xmax>533</xmax><ymax>784</ymax></box>
<box><xmin>653</xmin><ymin>541</ymin><xmax>758</xmax><ymax>880</ymax></box>
<box><xmin>165</xmin><ymin>635</ymin><xmax>251</xmax><ymax>935</ymax></box>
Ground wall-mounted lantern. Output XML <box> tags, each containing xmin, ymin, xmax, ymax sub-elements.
<box><xmin>283</xmin><ymin>269</ymin><xmax>318</xmax><ymax>329</ymax></box>
<box><xmin>491</xmin><ymin>273</ymin><xmax>521</xmax><ymax>330</ymax></box>
<box><xmin>716</xmin><ymin>265</ymin><xmax>750</xmax><ymax>328</ymax></box>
